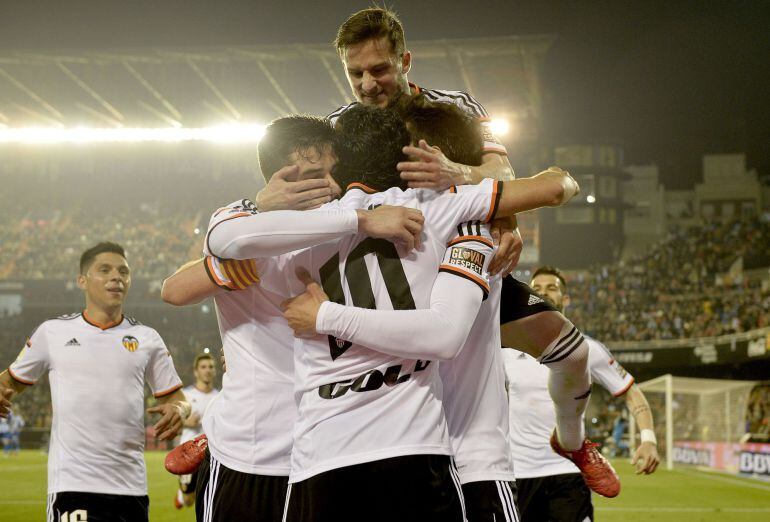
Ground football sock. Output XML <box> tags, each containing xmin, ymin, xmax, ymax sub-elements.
<box><xmin>539</xmin><ymin>321</ymin><xmax>591</xmax><ymax>451</ymax></box>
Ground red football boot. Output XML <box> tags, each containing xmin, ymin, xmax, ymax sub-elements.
<box><xmin>550</xmin><ymin>430</ymin><xmax>621</xmax><ymax>498</ymax></box>
<box><xmin>165</xmin><ymin>434</ymin><xmax>208</xmax><ymax>475</ymax></box>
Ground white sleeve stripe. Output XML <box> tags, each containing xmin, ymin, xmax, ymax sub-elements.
<box><xmin>421</xmin><ymin>88</ymin><xmax>489</xmax><ymax>117</ymax></box>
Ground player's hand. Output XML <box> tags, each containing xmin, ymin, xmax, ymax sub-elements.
<box><xmin>398</xmin><ymin>140</ymin><xmax>472</xmax><ymax>191</ymax></box>
<box><xmin>536</xmin><ymin>166</ymin><xmax>580</xmax><ymax>205</ymax></box>
<box><xmin>282</xmin><ymin>270</ymin><xmax>330</xmax><ymax>338</ymax></box>
<box><xmin>255</xmin><ymin>165</ymin><xmax>335</xmax><ymax>211</ymax></box>
<box><xmin>489</xmin><ymin>217</ymin><xmax>522</xmax><ymax>276</ymax></box>
<box><xmin>147</xmin><ymin>402</ymin><xmax>187</xmax><ymax>441</ymax></box>
<box><xmin>631</xmin><ymin>441</ymin><xmax>660</xmax><ymax>474</ymax></box>
<box><xmin>357</xmin><ymin>205</ymin><xmax>424</xmax><ymax>251</ymax></box>
<box><xmin>0</xmin><ymin>388</ymin><xmax>13</xmax><ymax>418</ymax></box>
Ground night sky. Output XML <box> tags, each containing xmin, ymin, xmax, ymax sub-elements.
<box><xmin>1</xmin><ymin>0</ymin><xmax>768</xmax><ymax>189</ymax></box>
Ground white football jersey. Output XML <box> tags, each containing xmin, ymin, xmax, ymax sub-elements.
<box><xmin>502</xmin><ymin>336</ymin><xmax>634</xmax><ymax>478</ymax></box>
<box><xmin>180</xmin><ymin>384</ymin><xmax>219</xmax><ymax>443</ymax></box>
<box><xmin>254</xmin><ymin>178</ymin><xmax>503</xmax><ymax>483</ymax></box>
<box><xmin>201</xmin><ymin>255</ymin><xmax>297</xmax><ymax>476</ymax></box>
<box><xmin>440</xmin><ymin>269</ymin><xmax>515</xmax><ymax>485</ymax></box>
<box><xmin>8</xmin><ymin>313</ymin><xmax>182</xmax><ymax>495</ymax></box>
<box><xmin>327</xmin><ymin>82</ymin><xmax>508</xmax><ymax>156</ymax></box>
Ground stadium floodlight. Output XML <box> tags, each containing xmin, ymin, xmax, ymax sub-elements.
<box><xmin>488</xmin><ymin>118</ymin><xmax>510</xmax><ymax>137</ymax></box>
<box><xmin>0</xmin><ymin>123</ymin><xmax>267</xmax><ymax>144</ymax></box>
<box><xmin>586</xmin><ymin>194</ymin><xmax>596</xmax><ymax>204</ymax></box>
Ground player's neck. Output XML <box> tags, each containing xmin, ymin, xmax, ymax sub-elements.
<box><xmin>195</xmin><ymin>381</ymin><xmax>213</xmax><ymax>393</ymax></box>
<box><xmin>83</xmin><ymin>304</ymin><xmax>123</xmax><ymax>329</ymax></box>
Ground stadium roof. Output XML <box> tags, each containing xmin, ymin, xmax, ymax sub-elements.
<box><xmin>0</xmin><ymin>35</ymin><xmax>553</xmax><ymax>130</ymax></box>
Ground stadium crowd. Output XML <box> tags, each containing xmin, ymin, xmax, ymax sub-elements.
<box><xmin>567</xmin><ymin>218</ymin><xmax>770</xmax><ymax>341</ymax></box>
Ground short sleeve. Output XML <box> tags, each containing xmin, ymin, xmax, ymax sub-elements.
<box><xmin>588</xmin><ymin>339</ymin><xmax>635</xmax><ymax>397</ymax></box>
<box><xmin>439</xmin><ymin>221</ymin><xmax>495</xmax><ymax>299</ymax></box>
<box><xmin>204</xmin><ymin>256</ymin><xmax>260</xmax><ymax>291</ymax></box>
<box><xmin>144</xmin><ymin>331</ymin><xmax>183</xmax><ymax>398</ymax></box>
<box><xmin>8</xmin><ymin>323</ymin><xmax>50</xmax><ymax>385</ymax></box>
<box><xmin>422</xmin><ymin>178</ymin><xmax>503</xmax><ymax>246</ymax></box>
<box><xmin>436</xmin><ymin>90</ymin><xmax>507</xmax><ymax>156</ymax></box>
<box><xmin>203</xmin><ymin>199</ymin><xmax>259</xmax><ymax>257</ymax></box>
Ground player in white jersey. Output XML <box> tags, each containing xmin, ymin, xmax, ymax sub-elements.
<box><xmin>175</xmin><ymin>353</ymin><xmax>219</xmax><ymax>510</ymax></box>
<box><xmin>284</xmin><ymin>101</ymin><xmax>518</xmax><ymax>521</ymax></box>
<box><xmin>161</xmin><ymin>115</ymin><xmax>427</xmax><ymax>522</ymax></box>
<box><xmin>502</xmin><ymin>265</ymin><xmax>660</xmax><ymax>521</ymax></box>
<box><xmin>204</xmin><ymin>104</ymin><xmax>578</xmax><ymax>522</ymax></box>
<box><xmin>0</xmin><ymin>242</ymin><xmax>188</xmax><ymax>522</ymax></box>
<box><xmin>325</xmin><ymin>6</ymin><xmax>523</xmax><ymax>277</ymax></box>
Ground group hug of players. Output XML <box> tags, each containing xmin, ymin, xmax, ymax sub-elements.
<box><xmin>0</xmin><ymin>8</ymin><xmax>660</xmax><ymax>522</ymax></box>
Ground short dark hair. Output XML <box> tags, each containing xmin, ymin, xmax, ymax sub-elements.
<box><xmin>532</xmin><ymin>265</ymin><xmax>568</xmax><ymax>291</ymax></box>
<box><xmin>333</xmin><ymin>103</ymin><xmax>410</xmax><ymax>192</ymax></box>
<box><xmin>257</xmin><ymin>115</ymin><xmax>336</xmax><ymax>182</ymax></box>
<box><xmin>335</xmin><ymin>7</ymin><xmax>406</xmax><ymax>58</ymax></box>
<box><xmin>396</xmin><ymin>94</ymin><xmax>484</xmax><ymax>166</ymax></box>
<box><xmin>79</xmin><ymin>242</ymin><xmax>126</xmax><ymax>275</ymax></box>
<box><xmin>194</xmin><ymin>353</ymin><xmax>214</xmax><ymax>369</ymax></box>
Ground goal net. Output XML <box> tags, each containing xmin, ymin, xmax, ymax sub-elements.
<box><xmin>633</xmin><ymin>374</ymin><xmax>758</xmax><ymax>471</ymax></box>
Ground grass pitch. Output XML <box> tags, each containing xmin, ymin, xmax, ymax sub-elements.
<box><xmin>1</xmin><ymin>451</ymin><xmax>769</xmax><ymax>521</ymax></box>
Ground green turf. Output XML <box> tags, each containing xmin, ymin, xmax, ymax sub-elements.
<box><xmin>1</xmin><ymin>451</ymin><xmax>769</xmax><ymax>521</ymax></box>
<box><xmin>0</xmin><ymin>451</ymin><xmax>193</xmax><ymax>522</ymax></box>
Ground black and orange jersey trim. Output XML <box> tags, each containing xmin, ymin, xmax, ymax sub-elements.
<box><xmin>153</xmin><ymin>383</ymin><xmax>183</xmax><ymax>398</ymax></box>
<box><xmin>484</xmin><ymin>180</ymin><xmax>503</xmax><ymax>223</ymax></box>
<box><xmin>448</xmin><ymin>235</ymin><xmax>495</xmax><ymax>249</ymax></box>
<box><xmin>439</xmin><ymin>264</ymin><xmax>490</xmax><ymax>299</ymax></box>
<box><xmin>613</xmin><ymin>378</ymin><xmax>635</xmax><ymax>398</ymax></box>
<box><xmin>82</xmin><ymin>311</ymin><xmax>124</xmax><ymax>330</ymax></box>
<box><xmin>450</xmin><ymin>221</ymin><xmax>495</xmax><ymax>248</ymax></box>
<box><xmin>346</xmin><ymin>182</ymin><xmax>379</xmax><ymax>194</ymax></box>
<box><xmin>7</xmin><ymin>367</ymin><xmax>35</xmax><ymax>386</ymax></box>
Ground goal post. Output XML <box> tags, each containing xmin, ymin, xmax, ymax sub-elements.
<box><xmin>631</xmin><ymin>374</ymin><xmax>758</xmax><ymax>472</ymax></box>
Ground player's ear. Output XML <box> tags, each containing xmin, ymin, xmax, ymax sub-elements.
<box><xmin>76</xmin><ymin>273</ymin><xmax>87</xmax><ymax>291</ymax></box>
<box><xmin>562</xmin><ymin>293</ymin><xmax>571</xmax><ymax>309</ymax></box>
<box><xmin>401</xmin><ymin>51</ymin><xmax>411</xmax><ymax>74</ymax></box>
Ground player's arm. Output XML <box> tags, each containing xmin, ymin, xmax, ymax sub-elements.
<box><xmin>625</xmin><ymin>384</ymin><xmax>660</xmax><ymax>474</ymax></box>
<box><xmin>0</xmin><ymin>371</ymin><xmax>27</xmax><ymax>418</ymax></box>
<box><xmin>206</xmin><ymin>201</ymin><xmax>423</xmax><ymax>260</ymax></box>
<box><xmin>496</xmin><ymin>167</ymin><xmax>579</xmax><ymax>217</ymax></box>
<box><xmin>589</xmin><ymin>342</ymin><xmax>660</xmax><ymax>474</ymax></box>
<box><xmin>285</xmin><ymin>272</ymin><xmax>483</xmax><ymax>361</ymax></box>
<box><xmin>162</xmin><ymin>256</ymin><xmax>262</xmax><ymax>305</ymax></box>
<box><xmin>147</xmin><ymin>388</ymin><xmax>190</xmax><ymax>441</ymax></box>
<box><xmin>399</xmin><ymin>141</ymin><xmax>514</xmax><ymax>189</ymax></box>
<box><xmin>162</xmin><ymin>258</ymin><xmax>223</xmax><ymax>305</ymax></box>
<box><xmin>1</xmin><ymin>324</ymin><xmax>51</xmax><ymax>417</ymax></box>
<box><xmin>283</xmin><ymin>227</ymin><xmax>493</xmax><ymax>360</ymax></box>
<box><xmin>443</xmin><ymin>169</ymin><xmax>578</xmax><ymax>232</ymax></box>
